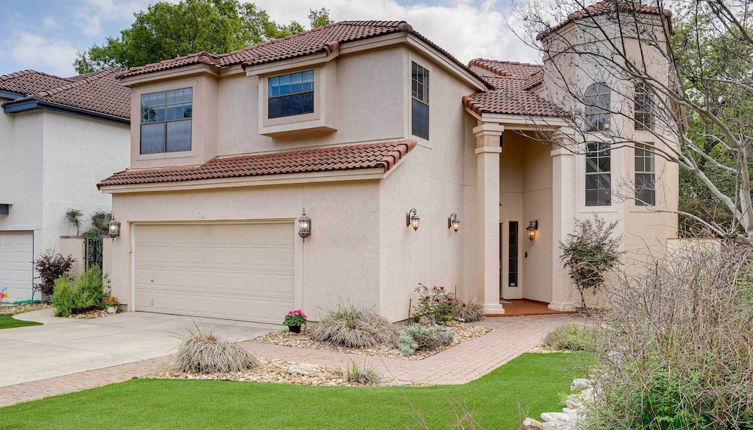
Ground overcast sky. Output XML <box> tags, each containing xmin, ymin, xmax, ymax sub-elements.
<box><xmin>0</xmin><ymin>0</ymin><xmax>540</xmax><ymax>77</ymax></box>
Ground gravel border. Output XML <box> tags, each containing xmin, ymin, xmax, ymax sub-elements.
<box><xmin>147</xmin><ymin>358</ymin><xmax>418</xmax><ymax>387</ymax></box>
<box><xmin>252</xmin><ymin>322</ymin><xmax>493</xmax><ymax>360</ymax></box>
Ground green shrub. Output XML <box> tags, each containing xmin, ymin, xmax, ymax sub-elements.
<box><xmin>412</xmin><ymin>283</ymin><xmax>460</xmax><ymax>324</ymax></box>
<box><xmin>50</xmin><ymin>276</ymin><xmax>76</xmax><ymax>317</ymax></box>
<box><xmin>343</xmin><ymin>360</ymin><xmax>381</xmax><ymax>385</ymax></box>
<box><xmin>397</xmin><ymin>325</ymin><xmax>455</xmax><ymax>356</ymax></box>
<box><xmin>50</xmin><ymin>267</ymin><xmax>107</xmax><ymax>317</ymax></box>
<box><xmin>175</xmin><ymin>326</ymin><xmax>258</xmax><ymax>374</ymax></box>
<box><xmin>544</xmin><ymin>323</ymin><xmax>599</xmax><ymax>351</ymax></box>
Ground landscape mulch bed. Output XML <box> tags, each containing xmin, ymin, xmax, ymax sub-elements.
<box><xmin>253</xmin><ymin>321</ymin><xmax>493</xmax><ymax>360</ymax></box>
<box><xmin>147</xmin><ymin>358</ymin><xmax>418</xmax><ymax>387</ymax></box>
<box><xmin>0</xmin><ymin>303</ymin><xmax>49</xmax><ymax>315</ymax></box>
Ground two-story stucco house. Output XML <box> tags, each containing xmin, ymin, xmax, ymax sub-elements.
<box><xmin>0</xmin><ymin>69</ymin><xmax>130</xmax><ymax>301</ymax></box>
<box><xmin>99</xmin><ymin>3</ymin><xmax>678</xmax><ymax>323</ymax></box>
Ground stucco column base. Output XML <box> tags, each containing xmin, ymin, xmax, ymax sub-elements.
<box><xmin>483</xmin><ymin>303</ymin><xmax>505</xmax><ymax>314</ymax></box>
<box><xmin>548</xmin><ymin>301</ymin><xmax>576</xmax><ymax>312</ymax></box>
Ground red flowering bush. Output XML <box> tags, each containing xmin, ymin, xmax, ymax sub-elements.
<box><xmin>412</xmin><ymin>283</ymin><xmax>460</xmax><ymax>325</ymax></box>
<box><xmin>282</xmin><ymin>309</ymin><xmax>308</xmax><ymax>327</ymax></box>
<box><xmin>103</xmin><ymin>296</ymin><xmax>119</xmax><ymax>307</ymax></box>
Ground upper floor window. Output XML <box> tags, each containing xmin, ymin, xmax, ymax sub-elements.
<box><xmin>584</xmin><ymin>82</ymin><xmax>610</xmax><ymax>132</ymax></box>
<box><xmin>411</xmin><ymin>62</ymin><xmax>429</xmax><ymax>139</ymax></box>
<box><xmin>634</xmin><ymin>81</ymin><xmax>654</xmax><ymax>131</ymax></box>
<box><xmin>140</xmin><ymin>88</ymin><xmax>192</xmax><ymax>154</ymax></box>
<box><xmin>268</xmin><ymin>70</ymin><xmax>314</xmax><ymax>119</ymax></box>
<box><xmin>635</xmin><ymin>142</ymin><xmax>655</xmax><ymax>206</ymax></box>
<box><xmin>585</xmin><ymin>142</ymin><xmax>611</xmax><ymax>206</ymax></box>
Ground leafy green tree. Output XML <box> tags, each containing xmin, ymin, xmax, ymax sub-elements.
<box><xmin>74</xmin><ymin>1</ymin><xmax>332</xmax><ymax>73</ymax></box>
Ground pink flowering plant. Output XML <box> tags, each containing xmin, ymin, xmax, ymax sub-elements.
<box><xmin>412</xmin><ymin>283</ymin><xmax>461</xmax><ymax>325</ymax></box>
<box><xmin>283</xmin><ymin>309</ymin><xmax>308</xmax><ymax>327</ymax></box>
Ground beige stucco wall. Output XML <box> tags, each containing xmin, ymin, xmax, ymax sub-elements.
<box><xmin>106</xmin><ymin>181</ymin><xmax>381</xmax><ymax>321</ymax></box>
<box><xmin>59</xmin><ymin>236</ymin><xmax>85</xmax><ymax>278</ymax></box>
<box><xmin>377</xmin><ymin>49</ymin><xmax>478</xmax><ymax>321</ymax></box>
<box><xmin>126</xmin><ymin>46</ymin><xmax>407</xmax><ymax>168</ymax></box>
<box><xmin>537</xmin><ymin>14</ymin><xmax>679</xmax><ymax>309</ymax></box>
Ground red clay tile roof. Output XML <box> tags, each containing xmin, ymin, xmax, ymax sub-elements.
<box><xmin>464</xmin><ymin>59</ymin><xmax>563</xmax><ymax>117</ymax></box>
<box><xmin>119</xmin><ymin>21</ymin><xmax>488</xmax><ymax>87</ymax></box>
<box><xmin>537</xmin><ymin>0</ymin><xmax>674</xmax><ymax>40</ymax></box>
<box><xmin>98</xmin><ymin>140</ymin><xmax>417</xmax><ymax>188</ymax></box>
<box><xmin>0</xmin><ymin>70</ymin><xmax>72</xmax><ymax>97</ymax></box>
<box><xmin>3</xmin><ymin>68</ymin><xmax>130</xmax><ymax>120</ymax></box>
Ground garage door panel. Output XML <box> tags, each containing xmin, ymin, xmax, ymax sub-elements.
<box><xmin>135</xmin><ymin>223</ymin><xmax>295</xmax><ymax>323</ymax></box>
<box><xmin>0</xmin><ymin>232</ymin><xmax>34</xmax><ymax>302</ymax></box>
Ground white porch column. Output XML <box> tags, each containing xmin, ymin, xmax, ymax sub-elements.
<box><xmin>549</xmin><ymin>129</ymin><xmax>578</xmax><ymax>311</ymax></box>
<box><xmin>473</xmin><ymin>123</ymin><xmax>505</xmax><ymax>314</ymax></box>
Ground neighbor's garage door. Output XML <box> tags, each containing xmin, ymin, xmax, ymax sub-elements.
<box><xmin>0</xmin><ymin>232</ymin><xmax>34</xmax><ymax>302</ymax></box>
<box><xmin>134</xmin><ymin>223</ymin><xmax>295</xmax><ymax>323</ymax></box>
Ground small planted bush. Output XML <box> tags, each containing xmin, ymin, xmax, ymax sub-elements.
<box><xmin>397</xmin><ymin>325</ymin><xmax>456</xmax><ymax>356</ymax></box>
<box><xmin>412</xmin><ymin>283</ymin><xmax>460</xmax><ymax>324</ymax></box>
<box><xmin>175</xmin><ymin>326</ymin><xmax>258</xmax><ymax>374</ymax></box>
<box><xmin>343</xmin><ymin>360</ymin><xmax>381</xmax><ymax>385</ymax></box>
<box><xmin>50</xmin><ymin>267</ymin><xmax>106</xmax><ymax>317</ymax></box>
<box><xmin>34</xmin><ymin>251</ymin><xmax>75</xmax><ymax>298</ymax></box>
<box><xmin>458</xmin><ymin>302</ymin><xmax>484</xmax><ymax>322</ymax></box>
<box><xmin>309</xmin><ymin>304</ymin><xmax>397</xmax><ymax>348</ymax></box>
<box><xmin>544</xmin><ymin>323</ymin><xmax>599</xmax><ymax>351</ymax></box>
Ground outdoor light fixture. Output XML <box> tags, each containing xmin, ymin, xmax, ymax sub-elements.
<box><xmin>298</xmin><ymin>210</ymin><xmax>311</xmax><ymax>239</ymax></box>
<box><xmin>406</xmin><ymin>208</ymin><xmax>420</xmax><ymax>231</ymax></box>
<box><xmin>526</xmin><ymin>220</ymin><xmax>539</xmax><ymax>242</ymax></box>
<box><xmin>448</xmin><ymin>213</ymin><xmax>461</xmax><ymax>232</ymax></box>
<box><xmin>107</xmin><ymin>219</ymin><xmax>121</xmax><ymax>238</ymax></box>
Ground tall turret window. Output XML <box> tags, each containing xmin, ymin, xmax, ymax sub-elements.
<box><xmin>584</xmin><ymin>82</ymin><xmax>611</xmax><ymax>132</ymax></box>
<box><xmin>634</xmin><ymin>81</ymin><xmax>654</xmax><ymax>131</ymax></box>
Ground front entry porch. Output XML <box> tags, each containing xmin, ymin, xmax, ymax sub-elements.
<box><xmin>473</xmin><ymin>122</ymin><xmax>576</xmax><ymax>315</ymax></box>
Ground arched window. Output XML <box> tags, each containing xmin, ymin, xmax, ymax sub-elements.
<box><xmin>634</xmin><ymin>81</ymin><xmax>654</xmax><ymax>130</ymax></box>
<box><xmin>584</xmin><ymin>82</ymin><xmax>611</xmax><ymax>132</ymax></box>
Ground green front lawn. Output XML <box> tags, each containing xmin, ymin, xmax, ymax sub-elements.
<box><xmin>0</xmin><ymin>352</ymin><xmax>593</xmax><ymax>430</ymax></box>
<box><xmin>0</xmin><ymin>314</ymin><xmax>42</xmax><ymax>329</ymax></box>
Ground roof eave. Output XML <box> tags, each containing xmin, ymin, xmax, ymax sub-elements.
<box><xmin>0</xmin><ymin>90</ymin><xmax>27</xmax><ymax>100</ymax></box>
<box><xmin>99</xmin><ymin>167</ymin><xmax>387</xmax><ymax>193</ymax></box>
<box><xmin>4</xmin><ymin>99</ymin><xmax>129</xmax><ymax>124</ymax></box>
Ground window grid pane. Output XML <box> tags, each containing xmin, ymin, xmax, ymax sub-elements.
<box><xmin>634</xmin><ymin>82</ymin><xmax>654</xmax><ymax>131</ymax></box>
<box><xmin>585</xmin><ymin>142</ymin><xmax>611</xmax><ymax>206</ymax></box>
<box><xmin>140</xmin><ymin>88</ymin><xmax>192</xmax><ymax>154</ymax></box>
<box><xmin>268</xmin><ymin>70</ymin><xmax>315</xmax><ymax>119</ymax></box>
<box><xmin>584</xmin><ymin>82</ymin><xmax>611</xmax><ymax>132</ymax></box>
<box><xmin>635</xmin><ymin>143</ymin><xmax>655</xmax><ymax>206</ymax></box>
<box><xmin>411</xmin><ymin>62</ymin><xmax>429</xmax><ymax>139</ymax></box>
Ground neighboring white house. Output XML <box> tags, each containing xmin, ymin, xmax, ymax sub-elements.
<box><xmin>0</xmin><ymin>69</ymin><xmax>130</xmax><ymax>301</ymax></box>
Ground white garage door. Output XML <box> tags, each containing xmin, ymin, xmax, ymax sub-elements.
<box><xmin>0</xmin><ymin>232</ymin><xmax>34</xmax><ymax>302</ymax></box>
<box><xmin>134</xmin><ymin>223</ymin><xmax>295</xmax><ymax>323</ymax></box>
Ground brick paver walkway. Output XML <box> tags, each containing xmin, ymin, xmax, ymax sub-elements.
<box><xmin>0</xmin><ymin>314</ymin><xmax>579</xmax><ymax>407</ymax></box>
<box><xmin>243</xmin><ymin>314</ymin><xmax>579</xmax><ymax>384</ymax></box>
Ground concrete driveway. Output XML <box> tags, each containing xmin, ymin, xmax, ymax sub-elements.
<box><xmin>0</xmin><ymin>309</ymin><xmax>275</xmax><ymax>387</ymax></box>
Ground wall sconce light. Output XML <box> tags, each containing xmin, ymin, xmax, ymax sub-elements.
<box><xmin>298</xmin><ymin>210</ymin><xmax>311</xmax><ymax>239</ymax></box>
<box><xmin>448</xmin><ymin>213</ymin><xmax>460</xmax><ymax>232</ymax></box>
<box><xmin>406</xmin><ymin>208</ymin><xmax>420</xmax><ymax>231</ymax></box>
<box><xmin>107</xmin><ymin>219</ymin><xmax>121</xmax><ymax>238</ymax></box>
<box><xmin>526</xmin><ymin>220</ymin><xmax>539</xmax><ymax>241</ymax></box>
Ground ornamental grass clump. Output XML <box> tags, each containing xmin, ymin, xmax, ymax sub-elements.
<box><xmin>397</xmin><ymin>325</ymin><xmax>455</xmax><ymax>356</ymax></box>
<box><xmin>544</xmin><ymin>323</ymin><xmax>599</xmax><ymax>352</ymax></box>
<box><xmin>175</xmin><ymin>326</ymin><xmax>258</xmax><ymax>374</ymax></box>
<box><xmin>343</xmin><ymin>360</ymin><xmax>381</xmax><ymax>385</ymax></box>
<box><xmin>585</xmin><ymin>243</ymin><xmax>753</xmax><ymax>429</ymax></box>
<box><xmin>458</xmin><ymin>302</ymin><xmax>484</xmax><ymax>322</ymax></box>
<box><xmin>309</xmin><ymin>304</ymin><xmax>397</xmax><ymax>348</ymax></box>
